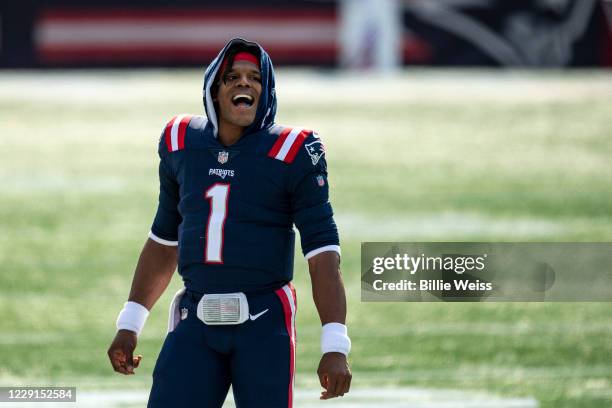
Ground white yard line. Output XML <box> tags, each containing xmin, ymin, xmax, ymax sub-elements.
<box><xmin>1</xmin><ymin>387</ymin><xmax>538</xmax><ymax>408</ymax></box>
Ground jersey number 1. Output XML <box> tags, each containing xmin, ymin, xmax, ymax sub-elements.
<box><xmin>204</xmin><ymin>183</ymin><xmax>230</xmax><ymax>263</ymax></box>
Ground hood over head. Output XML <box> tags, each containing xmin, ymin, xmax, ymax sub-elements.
<box><xmin>203</xmin><ymin>38</ymin><xmax>277</xmax><ymax>138</ymax></box>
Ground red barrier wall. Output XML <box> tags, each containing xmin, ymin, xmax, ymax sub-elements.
<box><xmin>35</xmin><ymin>8</ymin><xmax>338</xmax><ymax>66</ymax></box>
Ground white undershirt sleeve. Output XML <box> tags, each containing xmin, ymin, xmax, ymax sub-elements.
<box><xmin>305</xmin><ymin>245</ymin><xmax>341</xmax><ymax>260</ymax></box>
<box><xmin>148</xmin><ymin>231</ymin><xmax>178</xmax><ymax>246</ymax></box>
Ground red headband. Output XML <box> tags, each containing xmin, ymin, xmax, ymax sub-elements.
<box><xmin>219</xmin><ymin>51</ymin><xmax>260</xmax><ymax>75</ymax></box>
<box><xmin>234</xmin><ymin>52</ymin><xmax>260</xmax><ymax>68</ymax></box>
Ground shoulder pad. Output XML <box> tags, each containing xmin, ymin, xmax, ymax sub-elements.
<box><xmin>267</xmin><ymin>125</ymin><xmax>313</xmax><ymax>164</ymax></box>
<box><xmin>162</xmin><ymin>114</ymin><xmax>206</xmax><ymax>153</ymax></box>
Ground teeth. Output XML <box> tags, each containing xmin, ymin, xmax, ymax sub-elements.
<box><xmin>232</xmin><ymin>94</ymin><xmax>253</xmax><ymax>102</ymax></box>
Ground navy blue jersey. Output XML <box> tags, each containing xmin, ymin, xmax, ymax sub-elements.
<box><xmin>149</xmin><ymin>39</ymin><xmax>339</xmax><ymax>294</ymax></box>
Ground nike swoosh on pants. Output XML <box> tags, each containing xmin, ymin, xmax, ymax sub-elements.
<box><xmin>249</xmin><ymin>309</ymin><xmax>269</xmax><ymax>320</ymax></box>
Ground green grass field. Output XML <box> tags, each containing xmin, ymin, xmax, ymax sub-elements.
<box><xmin>1</xmin><ymin>69</ymin><xmax>612</xmax><ymax>407</ymax></box>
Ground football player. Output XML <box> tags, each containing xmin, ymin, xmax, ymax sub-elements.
<box><xmin>107</xmin><ymin>38</ymin><xmax>351</xmax><ymax>407</ymax></box>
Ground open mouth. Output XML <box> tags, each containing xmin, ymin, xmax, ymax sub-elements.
<box><xmin>231</xmin><ymin>94</ymin><xmax>254</xmax><ymax>108</ymax></box>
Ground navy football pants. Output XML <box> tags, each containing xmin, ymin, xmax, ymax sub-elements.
<box><xmin>147</xmin><ymin>284</ymin><xmax>297</xmax><ymax>408</ymax></box>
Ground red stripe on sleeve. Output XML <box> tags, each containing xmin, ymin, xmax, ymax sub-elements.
<box><xmin>177</xmin><ymin>115</ymin><xmax>192</xmax><ymax>150</ymax></box>
<box><xmin>268</xmin><ymin>127</ymin><xmax>293</xmax><ymax>158</ymax></box>
<box><xmin>164</xmin><ymin>115</ymin><xmax>177</xmax><ymax>152</ymax></box>
<box><xmin>283</xmin><ymin>130</ymin><xmax>310</xmax><ymax>163</ymax></box>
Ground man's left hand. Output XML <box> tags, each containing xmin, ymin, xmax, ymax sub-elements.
<box><xmin>317</xmin><ymin>352</ymin><xmax>352</xmax><ymax>399</ymax></box>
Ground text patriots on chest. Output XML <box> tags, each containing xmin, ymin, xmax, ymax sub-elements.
<box><xmin>209</xmin><ymin>168</ymin><xmax>235</xmax><ymax>179</ymax></box>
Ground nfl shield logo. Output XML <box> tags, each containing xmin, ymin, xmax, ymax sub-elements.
<box><xmin>316</xmin><ymin>175</ymin><xmax>325</xmax><ymax>187</ymax></box>
<box><xmin>217</xmin><ymin>151</ymin><xmax>229</xmax><ymax>164</ymax></box>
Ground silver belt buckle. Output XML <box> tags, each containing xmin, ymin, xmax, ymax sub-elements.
<box><xmin>196</xmin><ymin>292</ymin><xmax>249</xmax><ymax>325</ymax></box>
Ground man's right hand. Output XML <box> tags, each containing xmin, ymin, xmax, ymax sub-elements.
<box><xmin>107</xmin><ymin>329</ymin><xmax>142</xmax><ymax>375</ymax></box>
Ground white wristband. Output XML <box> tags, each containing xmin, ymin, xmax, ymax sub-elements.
<box><xmin>321</xmin><ymin>322</ymin><xmax>351</xmax><ymax>356</ymax></box>
<box><xmin>116</xmin><ymin>301</ymin><xmax>150</xmax><ymax>336</ymax></box>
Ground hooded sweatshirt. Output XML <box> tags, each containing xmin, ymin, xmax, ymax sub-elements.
<box><xmin>149</xmin><ymin>38</ymin><xmax>340</xmax><ymax>293</ymax></box>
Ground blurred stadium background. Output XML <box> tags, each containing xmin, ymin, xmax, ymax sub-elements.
<box><xmin>1</xmin><ymin>1</ymin><xmax>612</xmax><ymax>407</ymax></box>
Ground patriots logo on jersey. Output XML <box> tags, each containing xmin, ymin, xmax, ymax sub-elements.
<box><xmin>305</xmin><ymin>140</ymin><xmax>325</xmax><ymax>166</ymax></box>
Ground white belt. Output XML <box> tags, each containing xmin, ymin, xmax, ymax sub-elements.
<box><xmin>197</xmin><ymin>292</ymin><xmax>249</xmax><ymax>325</ymax></box>
<box><xmin>168</xmin><ymin>288</ymin><xmax>251</xmax><ymax>332</ymax></box>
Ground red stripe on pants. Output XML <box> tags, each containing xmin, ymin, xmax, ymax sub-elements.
<box><xmin>275</xmin><ymin>284</ymin><xmax>296</xmax><ymax>408</ymax></box>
